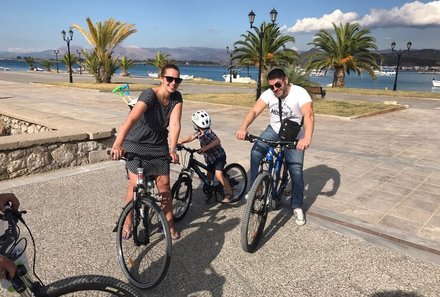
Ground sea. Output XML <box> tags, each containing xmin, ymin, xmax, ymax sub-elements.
<box><xmin>1</xmin><ymin>59</ymin><xmax>439</xmax><ymax>93</ymax></box>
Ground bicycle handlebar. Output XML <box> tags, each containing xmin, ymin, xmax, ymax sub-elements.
<box><xmin>107</xmin><ymin>150</ymin><xmax>172</xmax><ymax>163</ymax></box>
<box><xmin>246</xmin><ymin>134</ymin><xmax>297</xmax><ymax>149</ymax></box>
<box><xmin>176</xmin><ymin>144</ymin><xmax>199</xmax><ymax>154</ymax></box>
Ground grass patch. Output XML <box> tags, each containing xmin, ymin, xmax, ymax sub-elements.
<box><xmin>185</xmin><ymin>93</ymin><xmax>398</xmax><ymax>117</ymax></box>
<box><xmin>326</xmin><ymin>87</ymin><xmax>440</xmax><ymax>99</ymax></box>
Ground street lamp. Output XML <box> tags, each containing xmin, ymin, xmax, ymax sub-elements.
<box><xmin>248</xmin><ymin>8</ymin><xmax>278</xmax><ymax>99</ymax></box>
<box><xmin>53</xmin><ymin>49</ymin><xmax>59</xmax><ymax>73</ymax></box>
<box><xmin>226</xmin><ymin>46</ymin><xmax>236</xmax><ymax>83</ymax></box>
<box><xmin>391</xmin><ymin>41</ymin><xmax>412</xmax><ymax>91</ymax></box>
<box><xmin>76</xmin><ymin>49</ymin><xmax>82</xmax><ymax>75</ymax></box>
<box><xmin>61</xmin><ymin>29</ymin><xmax>74</xmax><ymax>83</ymax></box>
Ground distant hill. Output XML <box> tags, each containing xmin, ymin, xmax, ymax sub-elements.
<box><xmin>1</xmin><ymin>46</ymin><xmax>439</xmax><ymax>66</ymax></box>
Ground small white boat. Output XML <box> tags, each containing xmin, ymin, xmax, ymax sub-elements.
<box><xmin>0</xmin><ymin>66</ymin><xmax>10</xmax><ymax>71</ymax></box>
<box><xmin>34</xmin><ymin>67</ymin><xmax>44</xmax><ymax>72</ymax></box>
<box><xmin>147</xmin><ymin>72</ymin><xmax>158</xmax><ymax>78</ymax></box>
<box><xmin>432</xmin><ymin>79</ymin><xmax>440</xmax><ymax>87</ymax></box>
<box><xmin>374</xmin><ymin>66</ymin><xmax>396</xmax><ymax>76</ymax></box>
<box><xmin>223</xmin><ymin>69</ymin><xmax>256</xmax><ymax>83</ymax></box>
<box><xmin>309</xmin><ymin>69</ymin><xmax>324</xmax><ymax>77</ymax></box>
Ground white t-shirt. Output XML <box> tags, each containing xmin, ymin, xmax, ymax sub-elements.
<box><xmin>260</xmin><ymin>84</ymin><xmax>312</xmax><ymax>138</ymax></box>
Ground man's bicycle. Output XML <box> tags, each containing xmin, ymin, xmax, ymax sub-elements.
<box><xmin>0</xmin><ymin>206</ymin><xmax>142</xmax><ymax>296</ymax></box>
<box><xmin>171</xmin><ymin>144</ymin><xmax>248</xmax><ymax>221</ymax></box>
<box><xmin>112</xmin><ymin>152</ymin><xmax>172</xmax><ymax>289</ymax></box>
<box><xmin>240</xmin><ymin>134</ymin><xmax>297</xmax><ymax>253</ymax></box>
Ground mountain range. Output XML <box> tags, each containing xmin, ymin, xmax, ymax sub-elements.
<box><xmin>1</xmin><ymin>46</ymin><xmax>439</xmax><ymax>67</ymax></box>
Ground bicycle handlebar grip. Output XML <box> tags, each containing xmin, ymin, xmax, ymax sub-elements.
<box><xmin>8</xmin><ymin>264</ymin><xmax>27</xmax><ymax>293</ymax></box>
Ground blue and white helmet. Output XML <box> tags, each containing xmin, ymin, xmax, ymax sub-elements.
<box><xmin>192</xmin><ymin>110</ymin><xmax>211</xmax><ymax>128</ymax></box>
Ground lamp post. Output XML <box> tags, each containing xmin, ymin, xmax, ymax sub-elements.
<box><xmin>391</xmin><ymin>41</ymin><xmax>412</xmax><ymax>91</ymax></box>
<box><xmin>61</xmin><ymin>29</ymin><xmax>74</xmax><ymax>83</ymax></box>
<box><xmin>226</xmin><ymin>46</ymin><xmax>236</xmax><ymax>83</ymax></box>
<box><xmin>76</xmin><ymin>49</ymin><xmax>82</xmax><ymax>75</ymax></box>
<box><xmin>53</xmin><ymin>49</ymin><xmax>59</xmax><ymax>73</ymax></box>
<box><xmin>248</xmin><ymin>8</ymin><xmax>278</xmax><ymax>99</ymax></box>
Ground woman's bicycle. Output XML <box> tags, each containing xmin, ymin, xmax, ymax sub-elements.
<box><xmin>112</xmin><ymin>152</ymin><xmax>172</xmax><ymax>289</ymax></box>
<box><xmin>240</xmin><ymin>134</ymin><xmax>297</xmax><ymax>253</ymax></box>
<box><xmin>171</xmin><ymin>144</ymin><xmax>248</xmax><ymax>221</ymax></box>
<box><xmin>0</xmin><ymin>206</ymin><xmax>142</xmax><ymax>296</ymax></box>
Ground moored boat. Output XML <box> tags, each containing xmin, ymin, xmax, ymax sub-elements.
<box><xmin>432</xmin><ymin>79</ymin><xmax>440</xmax><ymax>87</ymax></box>
<box><xmin>222</xmin><ymin>69</ymin><xmax>256</xmax><ymax>83</ymax></box>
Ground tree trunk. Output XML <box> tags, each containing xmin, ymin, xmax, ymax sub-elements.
<box><xmin>332</xmin><ymin>67</ymin><xmax>345</xmax><ymax>88</ymax></box>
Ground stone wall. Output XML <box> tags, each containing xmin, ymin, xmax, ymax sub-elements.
<box><xmin>1</xmin><ymin>114</ymin><xmax>52</xmax><ymax>136</ymax></box>
<box><xmin>0</xmin><ymin>138</ymin><xmax>113</xmax><ymax>180</ymax></box>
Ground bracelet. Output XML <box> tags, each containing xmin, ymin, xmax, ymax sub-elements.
<box><xmin>169</xmin><ymin>147</ymin><xmax>177</xmax><ymax>153</ymax></box>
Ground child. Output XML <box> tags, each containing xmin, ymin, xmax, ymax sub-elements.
<box><xmin>178</xmin><ymin>110</ymin><xmax>234</xmax><ymax>203</ymax></box>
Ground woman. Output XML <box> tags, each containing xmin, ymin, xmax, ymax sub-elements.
<box><xmin>111</xmin><ymin>63</ymin><xmax>183</xmax><ymax>240</ymax></box>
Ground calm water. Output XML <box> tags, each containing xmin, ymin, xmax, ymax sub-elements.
<box><xmin>1</xmin><ymin>59</ymin><xmax>439</xmax><ymax>93</ymax></box>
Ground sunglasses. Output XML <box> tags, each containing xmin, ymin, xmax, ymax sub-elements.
<box><xmin>164</xmin><ymin>76</ymin><xmax>183</xmax><ymax>84</ymax></box>
<box><xmin>268</xmin><ymin>81</ymin><xmax>283</xmax><ymax>91</ymax></box>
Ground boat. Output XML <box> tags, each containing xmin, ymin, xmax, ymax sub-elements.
<box><xmin>147</xmin><ymin>72</ymin><xmax>158</xmax><ymax>78</ymax></box>
<box><xmin>374</xmin><ymin>65</ymin><xmax>396</xmax><ymax>76</ymax></box>
<box><xmin>432</xmin><ymin>79</ymin><xmax>440</xmax><ymax>87</ymax></box>
<box><xmin>33</xmin><ymin>67</ymin><xmax>44</xmax><ymax>72</ymax></box>
<box><xmin>0</xmin><ymin>66</ymin><xmax>10</xmax><ymax>71</ymax></box>
<box><xmin>147</xmin><ymin>72</ymin><xmax>193</xmax><ymax>80</ymax></box>
<box><xmin>309</xmin><ymin>69</ymin><xmax>324</xmax><ymax>77</ymax></box>
<box><xmin>222</xmin><ymin>69</ymin><xmax>256</xmax><ymax>83</ymax></box>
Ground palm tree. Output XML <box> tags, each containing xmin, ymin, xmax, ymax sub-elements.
<box><xmin>61</xmin><ymin>53</ymin><xmax>77</xmax><ymax>72</ymax></box>
<box><xmin>72</xmin><ymin>17</ymin><xmax>137</xmax><ymax>83</ymax></box>
<box><xmin>306</xmin><ymin>22</ymin><xmax>381</xmax><ymax>88</ymax></box>
<box><xmin>147</xmin><ymin>51</ymin><xmax>172</xmax><ymax>76</ymax></box>
<box><xmin>119</xmin><ymin>56</ymin><xmax>134</xmax><ymax>76</ymax></box>
<box><xmin>233</xmin><ymin>22</ymin><xmax>298</xmax><ymax>83</ymax></box>
<box><xmin>23</xmin><ymin>57</ymin><xmax>35</xmax><ymax>70</ymax></box>
<box><xmin>41</xmin><ymin>60</ymin><xmax>53</xmax><ymax>71</ymax></box>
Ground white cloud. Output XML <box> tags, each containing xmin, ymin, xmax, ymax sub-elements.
<box><xmin>285</xmin><ymin>1</ymin><xmax>440</xmax><ymax>33</ymax></box>
<box><xmin>6</xmin><ymin>48</ymin><xmax>42</xmax><ymax>53</ymax></box>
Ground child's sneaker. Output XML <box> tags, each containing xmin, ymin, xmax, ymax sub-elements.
<box><xmin>293</xmin><ymin>208</ymin><xmax>306</xmax><ymax>226</ymax></box>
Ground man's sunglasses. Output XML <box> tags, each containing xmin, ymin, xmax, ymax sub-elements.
<box><xmin>164</xmin><ymin>76</ymin><xmax>183</xmax><ymax>84</ymax></box>
<box><xmin>268</xmin><ymin>81</ymin><xmax>283</xmax><ymax>91</ymax></box>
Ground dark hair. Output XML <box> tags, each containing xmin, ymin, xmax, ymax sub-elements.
<box><xmin>266</xmin><ymin>68</ymin><xmax>286</xmax><ymax>80</ymax></box>
<box><xmin>160</xmin><ymin>63</ymin><xmax>180</xmax><ymax>77</ymax></box>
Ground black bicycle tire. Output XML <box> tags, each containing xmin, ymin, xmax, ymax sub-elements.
<box><xmin>223</xmin><ymin>163</ymin><xmax>248</xmax><ymax>202</ymax></box>
<box><xmin>40</xmin><ymin>274</ymin><xmax>142</xmax><ymax>296</ymax></box>
<box><xmin>116</xmin><ymin>196</ymin><xmax>172</xmax><ymax>289</ymax></box>
<box><xmin>171</xmin><ymin>175</ymin><xmax>193</xmax><ymax>221</ymax></box>
<box><xmin>240</xmin><ymin>172</ymin><xmax>270</xmax><ymax>253</ymax></box>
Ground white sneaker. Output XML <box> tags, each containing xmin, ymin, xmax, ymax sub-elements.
<box><xmin>293</xmin><ymin>208</ymin><xmax>306</xmax><ymax>226</ymax></box>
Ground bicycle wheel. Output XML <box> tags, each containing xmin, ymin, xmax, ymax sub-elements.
<box><xmin>116</xmin><ymin>196</ymin><xmax>172</xmax><ymax>289</ymax></box>
<box><xmin>224</xmin><ymin>163</ymin><xmax>248</xmax><ymax>202</ymax></box>
<box><xmin>240</xmin><ymin>172</ymin><xmax>271</xmax><ymax>253</ymax></box>
<box><xmin>171</xmin><ymin>175</ymin><xmax>193</xmax><ymax>221</ymax></box>
<box><xmin>41</xmin><ymin>274</ymin><xmax>142</xmax><ymax>296</ymax></box>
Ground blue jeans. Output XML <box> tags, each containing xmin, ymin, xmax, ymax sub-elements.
<box><xmin>250</xmin><ymin>125</ymin><xmax>305</xmax><ymax>209</ymax></box>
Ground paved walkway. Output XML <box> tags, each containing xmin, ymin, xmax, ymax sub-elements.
<box><xmin>1</xmin><ymin>71</ymin><xmax>439</xmax><ymax>296</ymax></box>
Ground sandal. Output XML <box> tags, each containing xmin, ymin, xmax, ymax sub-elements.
<box><xmin>171</xmin><ymin>231</ymin><xmax>181</xmax><ymax>241</ymax></box>
<box><xmin>122</xmin><ymin>226</ymin><xmax>133</xmax><ymax>240</ymax></box>
<box><xmin>221</xmin><ymin>192</ymin><xmax>233</xmax><ymax>204</ymax></box>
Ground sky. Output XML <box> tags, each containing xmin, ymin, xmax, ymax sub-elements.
<box><xmin>1</xmin><ymin>0</ymin><xmax>440</xmax><ymax>53</ymax></box>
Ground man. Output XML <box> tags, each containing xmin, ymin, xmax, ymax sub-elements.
<box><xmin>236</xmin><ymin>68</ymin><xmax>314</xmax><ymax>225</ymax></box>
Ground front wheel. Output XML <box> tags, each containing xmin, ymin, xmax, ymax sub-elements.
<box><xmin>240</xmin><ymin>172</ymin><xmax>271</xmax><ymax>253</ymax></box>
<box><xmin>224</xmin><ymin>163</ymin><xmax>247</xmax><ymax>202</ymax></box>
<box><xmin>171</xmin><ymin>175</ymin><xmax>193</xmax><ymax>221</ymax></box>
<box><xmin>116</xmin><ymin>195</ymin><xmax>172</xmax><ymax>289</ymax></box>
<box><xmin>41</xmin><ymin>274</ymin><xmax>142</xmax><ymax>296</ymax></box>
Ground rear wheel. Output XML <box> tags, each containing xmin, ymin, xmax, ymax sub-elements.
<box><xmin>240</xmin><ymin>172</ymin><xmax>271</xmax><ymax>253</ymax></box>
<box><xmin>116</xmin><ymin>195</ymin><xmax>172</xmax><ymax>289</ymax></box>
<box><xmin>41</xmin><ymin>274</ymin><xmax>142</xmax><ymax>296</ymax></box>
<box><xmin>171</xmin><ymin>176</ymin><xmax>193</xmax><ymax>221</ymax></box>
<box><xmin>223</xmin><ymin>163</ymin><xmax>247</xmax><ymax>202</ymax></box>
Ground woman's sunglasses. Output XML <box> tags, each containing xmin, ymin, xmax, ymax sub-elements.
<box><xmin>164</xmin><ymin>76</ymin><xmax>183</xmax><ymax>84</ymax></box>
<box><xmin>268</xmin><ymin>81</ymin><xmax>283</xmax><ymax>91</ymax></box>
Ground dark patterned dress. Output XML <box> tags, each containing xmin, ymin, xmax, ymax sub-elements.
<box><xmin>123</xmin><ymin>88</ymin><xmax>182</xmax><ymax>176</ymax></box>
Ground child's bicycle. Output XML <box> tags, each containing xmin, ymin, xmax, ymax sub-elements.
<box><xmin>112</xmin><ymin>84</ymin><xmax>137</xmax><ymax>109</ymax></box>
<box><xmin>240</xmin><ymin>134</ymin><xmax>297</xmax><ymax>253</ymax></box>
<box><xmin>111</xmin><ymin>151</ymin><xmax>172</xmax><ymax>290</ymax></box>
<box><xmin>171</xmin><ymin>144</ymin><xmax>248</xmax><ymax>221</ymax></box>
<box><xmin>0</xmin><ymin>206</ymin><xmax>142</xmax><ymax>296</ymax></box>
